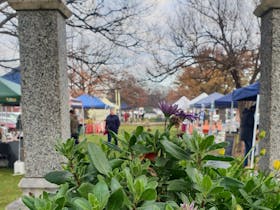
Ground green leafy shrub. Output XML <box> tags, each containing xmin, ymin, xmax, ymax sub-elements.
<box><xmin>22</xmin><ymin>102</ymin><xmax>280</xmax><ymax>209</ymax></box>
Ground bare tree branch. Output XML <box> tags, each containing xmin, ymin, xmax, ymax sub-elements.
<box><xmin>147</xmin><ymin>0</ymin><xmax>260</xmax><ymax>89</ymax></box>
<box><xmin>0</xmin><ymin>0</ymin><xmax>152</xmax><ymax>93</ymax></box>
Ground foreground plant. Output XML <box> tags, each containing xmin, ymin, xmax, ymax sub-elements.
<box><xmin>22</xmin><ymin>128</ymin><xmax>280</xmax><ymax>210</ymax></box>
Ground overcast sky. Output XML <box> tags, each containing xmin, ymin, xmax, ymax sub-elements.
<box><xmin>0</xmin><ymin>0</ymin><xmax>176</xmax><ymax>75</ymax></box>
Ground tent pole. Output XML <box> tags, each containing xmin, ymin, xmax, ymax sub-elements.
<box><xmin>230</xmin><ymin>101</ymin><xmax>234</xmax><ymax>134</ymax></box>
<box><xmin>82</xmin><ymin>106</ymin><xmax>85</xmax><ymax>136</ymax></box>
<box><xmin>250</xmin><ymin>94</ymin><xmax>260</xmax><ymax>169</ymax></box>
<box><xmin>208</xmin><ymin>102</ymin><xmax>214</xmax><ymax>135</ymax></box>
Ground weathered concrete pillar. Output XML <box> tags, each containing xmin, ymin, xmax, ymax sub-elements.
<box><xmin>255</xmin><ymin>0</ymin><xmax>280</xmax><ymax>171</ymax></box>
<box><xmin>6</xmin><ymin>0</ymin><xmax>71</xmax><ymax>209</ymax></box>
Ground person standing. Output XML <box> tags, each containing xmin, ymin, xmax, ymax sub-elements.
<box><xmin>105</xmin><ymin>108</ymin><xmax>120</xmax><ymax>145</ymax></box>
<box><xmin>70</xmin><ymin>109</ymin><xmax>79</xmax><ymax>144</ymax></box>
<box><xmin>240</xmin><ymin>105</ymin><xmax>256</xmax><ymax>166</ymax></box>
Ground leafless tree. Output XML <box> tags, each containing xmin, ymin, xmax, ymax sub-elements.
<box><xmin>0</xmin><ymin>0</ymin><xmax>152</xmax><ymax>90</ymax></box>
<box><xmin>147</xmin><ymin>0</ymin><xmax>260</xmax><ymax>89</ymax></box>
<box><xmin>0</xmin><ymin>0</ymin><xmax>18</xmax><ymax>68</ymax></box>
<box><xmin>0</xmin><ymin>0</ymin><xmax>17</xmax><ymax>37</ymax></box>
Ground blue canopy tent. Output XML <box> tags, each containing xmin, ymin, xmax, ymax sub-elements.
<box><xmin>214</xmin><ymin>92</ymin><xmax>238</xmax><ymax>108</ymax></box>
<box><xmin>232</xmin><ymin>82</ymin><xmax>260</xmax><ymax>101</ymax></box>
<box><xmin>75</xmin><ymin>94</ymin><xmax>107</xmax><ymax>109</ymax></box>
<box><xmin>194</xmin><ymin>92</ymin><xmax>224</xmax><ymax>108</ymax></box>
<box><xmin>121</xmin><ymin>102</ymin><xmax>130</xmax><ymax>110</ymax></box>
<box><xmin>232</xmin><ymin>82</ymin><xmax>260</xmax><ymax>169</ymax></box>
<box><xmin>2</xmin><ymin>67</ymin><xmax>21</xmax><ymax>85</ymax></box>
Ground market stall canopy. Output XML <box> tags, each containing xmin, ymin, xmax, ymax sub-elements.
<box><xmin>189</xmin><ymin>93</ymin><xmax>208</xmax><ymax>107</ymax></box>
<box><xmin>2</xmin><ymin>67</ymin><xmax>21</xmax><ymax>85</ymax></box>
<box><xmin>193</xmin><ymin>92</ymin><xmax>224</xmax><ymax>108</ymax></box>
<box><xmin>75</xmin><ymin>94</ymin><xmax>107</xmax><ymax>109</ymax></box>
<box><xmin>173</xmin><ymin>96</ymin><xmax>190</xmax><ymax>110</ymax></box>
<box><xmin>232</xmin><ymin>82</ymin><xmax>260</xmax><ymax>101</ymax></box>
<box><xmin>0</xmin><ymin>77</ymin><xmax>21</xmax><ymax>105</ymax></box>
<box><xmin>214</xmin><ymin>92</ymin><xmax>238</xmax><ymax>108</ymax></box>
<box><xmin>121</xmin><ymin>102</ymin><xmax>130</xmax><ymax>110</ymax></box>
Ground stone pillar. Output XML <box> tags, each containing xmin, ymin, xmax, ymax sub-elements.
<box><xmin>255</xmin><ymin>0</ymin><xmax>280</xmax><ymax>171</ymax></box>
<box><xmin>6</xmin><ymin>0</ymin><xmax>71</xmax><ymax>209</ymax></box>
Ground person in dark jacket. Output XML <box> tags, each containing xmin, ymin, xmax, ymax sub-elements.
<box><xmin>240</xmin><ymin>105</ymin><xmax>256</xmax><ymax>166</ymax></box>
<box><xmin>70</xmin><ymin>110</ymin><xmax>79</xmax><ymax>144</ymax></box>
<box><xmin>105</xmin><ymin>108</ymin><xmax>120</xmax><ymax>145</ymax></box>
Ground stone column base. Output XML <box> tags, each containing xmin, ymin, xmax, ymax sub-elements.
<box><xmin>5</xmin><ymin>198</ymin><xmax>27</xmax><ymax>210</ymax></box>
<box><xmin>5</xmin><ymin>177</ymin><xmax>58</xmax><ymax>210</ymax></box>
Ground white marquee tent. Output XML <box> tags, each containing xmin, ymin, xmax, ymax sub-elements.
<box><xmin>173</xmin><ymin>96</ymin><xmax>190</xmax><ymax>110</ymax></box>
<box><xmin>189</xmin><ymin>93</ymin><xmax>208</xmax><ymax>107</ymax></box>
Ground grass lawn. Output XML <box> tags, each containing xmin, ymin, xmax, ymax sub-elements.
<box><xmin>0</xmin><ymin>168</ymin><xmax>23</xmax><ymax>210</ymax></box>
<box><xmin>0</xmin><ymin>123</ymin><xmax>169</xmax><ymax>209</ymax></box>
<box><xmin>82</xmin><ymin>123</ymin><xmax>166</xmax><ymax>143</ymax></box>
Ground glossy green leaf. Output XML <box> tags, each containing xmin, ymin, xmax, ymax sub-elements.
<box><xmin>34</xmin><ymin>199</ymin><xmax>51</xmax><ymax>210</ymax></box>
<box><xmin>93</xmin><ymin>180</ymin><xmax>110</xmax><ymax>209</ymax></box>
<box><xmin>103</xmin><ymin>141</ymin><xmax>122</xmax><ymax>152</ymax></box>
<box><xmin>22</xmin><ymin>196</ymin><xmax>36</xmax><ymax>210</ymax></box>
<box><xmin>124</xmin><ymin>168</ymin><xmax>135</xmax><ymax>193</ymax></box>
<box><xmin>208</xmin><ymin>141</ymin><xmax>229</xmax><ymax>151</ymax></box>
<box><xmin>44</xmin><ymin>171</ymin><xmax>73</xmax><ymax>185</ymax></box>
<box><xmin>77</xmin><ymin>182</ymin><xmax>95</xmax><ymax>198</ymax></box>
<box><xmin>165</xmin><ymin>204</ymin><xmax>174</xmax><ymax>210</ymax></box>
<box><xmin>209</xmin><ymin>186</ymin><xmax>224</xmax><ymax>194</ymax></box>
<box><xmin>88</xmin><ymin>142</ymin><xmax>112</xmax><ymax>176</ymax></box>
<box><xmin>167</xmin><ymin>179</ymin><xmax>188</xmax><ymax>192</ymax></box>
<box><xmin>131</xmin><ymin>144</ymin><xmax>153</xmax><ymax>154</ymax></box>
<box><xmin>134</xmin><ymin>179</ymin><xmax>145</xmax><ymax>198</ymax></box>
<box><xmin>186</xmin><ymin>166</ymin><xmax>203</xmax><ymax>184</ymax></box>
<box><xmin>129</xmin><ymin>135</ymin><xmax>138</xmax><ymax>148</ymax></box>
<box><xmin>161</xmin><ymin>139</ymin><xmax>191</xmax><ymax>160</ymax></box>
<box><xmin>109</xmin><ymin>159</ymin><xmax>124</xmax><ymax>169</ymax></box>
<box><xmin>137</xmin><ymin>205</ymin><xmax>161</xmax><ymax>210</ymax></box>
<box><xmin>107</xmin><ymin>188</ymin><xmax>124</xmax><ymax>210</ymax></box>
<box><xmin>201</xmin><ymin>175</ymin><xmax>212</xmax><ymax>192</ymax></box>
<box><xmin>239</xmin><ymin>189</ymin><xmax>253</xmax><ymax>204</ymax></box>
<box><xmin>200</xmin><ymin>135</ymin><xmax>215</xmax><ymax>151</ymax></box>
<box><xmin>88</xmin><ymin>193</ymin><xmax>100</xmax><ymax>210</ymax></box>
<box><xmin>146</xmin><ymin>181</ymin><xmax>158</xmax><ymax>190</ymax></box>
<box><xmin>231</xmin><ymin>194</ymin><xmax>237</xmax><ymax>210</ymax></box>
<box><xmin>56</xmin><ymin>183</ymin><xmax>69</xmax><ymax>198</ymax></box>
<box><xmin>73</xmin><ymin>198</ymin><xmax>92</xmax><ymax>210</ymax></box>
<box><xmin>135</xmin><ymin>126</ymin><xmax>144</xmax><ymax>137</ymax></box>
<box><xmin>155</xmin><ymin>157</ymin><xmax>169</xmax><ymax>167</ymax></box>
<box><xmin>220</xmin><ymin>177</ymin><xmax>244</xmax><ymax>189</ymax></box>
<box><xmin>124</xmin><ymin>131</ymin><xmax>131</xmax><ymax>141</ymax></box>
<box><xmin>110</xmin><ymin>177</ymin><xmax>122</xmax><ymax>192</ymax></box>
<box><xmin>202</xmin><ymin>155</ymin><xmax>234</xmax><ymax>162</ymax></box>
<box><xmin>140</xmin><ymin>188</ymin><xmax>157</xmax><ymax>201</ymax></box>
<box><xmin>244</xmin><ymin>179</ymin><xmax>256</xmax><ymax>193</ymax></box>
<box><xmin>55</xmin><ymin>197</ymin><xmax>66</xmax><ymax>209</ymax></box>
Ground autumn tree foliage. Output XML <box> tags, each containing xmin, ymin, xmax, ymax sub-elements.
<box><xmin>69</xmin><ymin>68</ymin><xmax>99</xmax><ymax>97</ymax></box>
<box><xmin>69</xmin><ymin>67</ymin><xmax>149</xmax><ymax>108</ymax></box>
<box><xmin>107</xmin><ymin>74</ymin><xmax>148</xmax><ymax>108</ymax></box>
<box><xmin>167</xmin><ymin>48</ymin><xmax>241</xmax><ymax>100</ymax></box>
